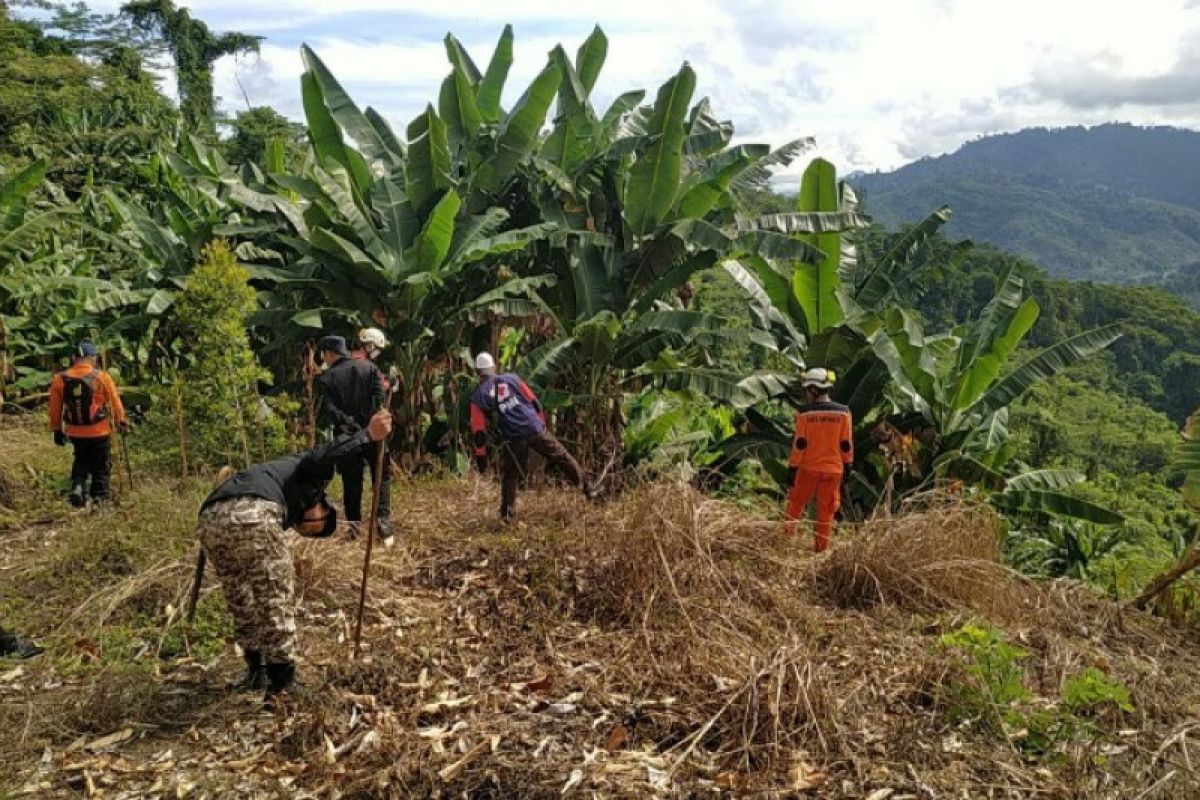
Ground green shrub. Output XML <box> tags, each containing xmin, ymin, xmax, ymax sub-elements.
<box><xmin>938</xmin><ymin>622</ymin><xmax>1134</xmax><ymax>758</ymax></box>
<box><xmin>156</xmin><ymin>240</ymin><xmax>293</xmax><ymax>471</ymax></box>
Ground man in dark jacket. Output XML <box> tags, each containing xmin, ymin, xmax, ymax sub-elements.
<box><xmin>469</xmin><ymin>352</ymin><xmax>593</xmax><ymax>520</ymax></box>
<box><xmin>315</xmin><ymin>335</ymin><xmax>392</xmax><ymax>540</ymax></box>
<box><xmin>197</xmin><ymin>409</ymin><xmax>392</xmax><ymax>700</ymax></box>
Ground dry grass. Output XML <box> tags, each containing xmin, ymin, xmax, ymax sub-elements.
<box><xmin>2</xmin><ymin>418</ymin><xmax>1200</xmax><ymax>798</ymax></box>
<box><xmin>815</xmin><ymin>493</ymin><xmax>1050</xmax><ymax>622</ymax></box>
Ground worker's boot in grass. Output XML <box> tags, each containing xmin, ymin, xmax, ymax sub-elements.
<box><xmin>0</xmin><ymin>632</ymin><xmax>43</xmax><ymax>659</ymax></box>
<box><xmin>239</xmin><ymin>650</ymin><xmax>266</xmax><ymax>692</ymax></box>
<box><xmin>376</xmin><ymin>517</ymin><xmax>394</xmax><ymax>547</ymax></box>
<box><xmin>263</xmin><ymin>661</ymin><xmax>296</xmax><ymax>701</ymax></box>
<box><xmin>68</xmin><ymin>482</ymin><xmax>85</xmax><ymax>509</ymax></box>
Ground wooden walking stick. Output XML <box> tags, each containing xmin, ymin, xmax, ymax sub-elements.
<box><xmin>353</xmin><ymin>371</ymin><xmax>397</xmax><ymax>659</ymax></box>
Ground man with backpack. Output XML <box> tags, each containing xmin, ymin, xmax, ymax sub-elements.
<box><xmin>783</xmin><ymin>367</ymin><xmax>854</xmax><ymax>552</ymax></box>
<box><xmin>469</xmin><ymin>352</ymin><xmax>594</xmax><ymax>520</ymax></box>
<box><xmin>315</xmin><ymin>335</ymin><xmax>391</xmax><ymax>540</ymax></box>
<box><xmin>48</xmin><ymin>342</ymin><xmax>129</xmax><ymax>507</ymax></box>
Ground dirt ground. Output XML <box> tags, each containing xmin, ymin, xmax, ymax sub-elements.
<box><xmin>2</xmin><ymin>419</ymin><xmax>1199</xmax><ymax>799</ymax></box>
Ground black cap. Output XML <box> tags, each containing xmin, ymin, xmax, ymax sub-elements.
<box><xmin>318</xmin><ymin>335</ymin><xmax>349</xmax><ymax>357</ymax></box>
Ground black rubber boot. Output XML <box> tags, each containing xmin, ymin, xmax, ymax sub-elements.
<box><xmin>0</xmin><ymin>632</ymin><xmax>44</xmax><ymax>659</ymax></box>
<box><xmin>69</xmin><ymin>483</ymin><xmax>86</xmax><ymax>508</ymax></box>
<box><xmin>263</xmin><ymin>661</ymin><xmax>296</xmax><ymax>700</ymax></box>
<box><xmin>240</xmin><ymin>650</ymin><xmax>266</xmax><ymax>692</ymax></box>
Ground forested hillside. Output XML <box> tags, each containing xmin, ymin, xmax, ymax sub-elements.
<box><xmin>854</xmin><ymin>125</ymin><xmax>1200</xmax><ymax>307</ymax></box>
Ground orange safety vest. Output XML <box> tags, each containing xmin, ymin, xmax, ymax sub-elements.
<box><xmin>788</xmin><ymin>401</ymin><xmax>853</xmax><ymax>474</ymax></box>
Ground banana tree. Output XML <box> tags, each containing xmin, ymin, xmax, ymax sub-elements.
<box><xmin>237</xmin><ymin>44</ymin><xmax>560</xmax><ymax>457</ymax></box>
<box><xmin>0</xmin><ymin>161</ymin><xmax>83</xmax><ymax>400</ymax></box>
<box><xmin>715</xmin><ymin>197</ymin><xmax>954</xmax><ymax>494</ymax></box>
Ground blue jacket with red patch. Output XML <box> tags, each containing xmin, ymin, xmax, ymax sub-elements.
<box><xmin>470</xmin><ymin>373</ymin><xmax>546</xmax><ymax>453</ymax></box>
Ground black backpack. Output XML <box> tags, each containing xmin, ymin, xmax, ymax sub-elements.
<box><xmin>61</xmin><ymin>369</ymin><xmax>107</xmax><ymax>426</ymax></box>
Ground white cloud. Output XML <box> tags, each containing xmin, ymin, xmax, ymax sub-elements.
<box><xmin>114</xmin><ymin>0</ymin><xmax>1200</xmax><ymax>175</ymax></box>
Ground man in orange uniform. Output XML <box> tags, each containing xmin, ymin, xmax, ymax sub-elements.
<box><xmin>48</xmin><ymin>342</ymin><xmax>129</xmax><ymax>507</ymax></box>
<box><xmin>784</xmin><ymin>367</ymin><xmax>853</xmax><ymax>552</ymax></box>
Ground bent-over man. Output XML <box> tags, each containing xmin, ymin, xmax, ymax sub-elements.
<box><xmin>197</xmin><ymin>409</ymin><xmax>392</xmax><ymax>699</ymax></box>
<box><xmin>469</xmin><ymin>352</ymin><xmax>594</xmax><ymax>520</ymax></box>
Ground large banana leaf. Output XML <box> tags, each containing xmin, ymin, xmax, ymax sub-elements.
<box><xmin>1005</xmin><ymin>469</ymin><xmax>1086</xmax><ymax>492</ymax></box>
<box><xmin>473</xmin><ymin>59</ymin><xmax>563</xmax><ymax>199</ymax></box>
<box><xmin>0</xmin><ymin>160</ymin><xmax>44</xmax><ymax>207</ymax></box>
<box><xmin>300</xmin><ymin>45</ymin><xmax>397</xmax><ymax>170</ymax></box>
<box><xmin>443</xmin><ymin>33</ymin><xmax>482</xmax><ymax>86</ymax></box>
<box><xmin>439</xmin><ymin>66</ymin><xmax>483</xmax><ymax>147</ymax></box>
<box><xmin>543</xmin><ymin>44</ymin><xmax>600</xmax><ymax>173</ymax></box>
<box><xmin>975</xmin><ymin>324</ymin><xmax>1123</xmax><ymax>417</ymax></box>
<box><xmin>407</xmin><ymin>190</ymin><xmax>461</xmax><ymax>273</ymax></box>
<box><xmin>575</xmin><ymin>25</ymin><xmax>608</xmax><ymax>93</ymax></box>
<box><xmin>476</xmin><ymin>25</ymin><xmax>514</xmax><ymax>122</ymax></box>
<box><xmin>300</xmin><ymin>66</ymin><xmax>371</xmax><ymax>193</ymax></box>
<box><xmin>613</xmin><ymin>309</ymin><xmax>726</xmax><ymax>369</ymax></box>
<box><xmin>992</xmin><ymin>489</ymin><xmax>1123</xmax><ymax>525</ymax></box>
<box><xmin>731</xmin><ymin>138</ymin><xmax>814</xmax><ymax>192</ymax></box>
<box><xmin>794</xmin><ymin>158</ymin><xmax>843</xmax><ymax>334</ymax></box>
<box><xmin>853</xmin><ymin>205</ymin><xmax>952</xmax><ymax>312</ymax></box>
<box><xmin>676</xmin><ymin>144</ymin><xmax>770</xmax><ymax>219</ymax></box>
<box><xmin>406</xmin><ymin>105</ymin><xmax>452</xmax><ymax>217</ymax></box>
<box><xmin>623</xmin><ymin>64</ymin><xmax>696</xmax><ymax>238</ymax></box>
<box><xmin>518</xmin><ymin>336</ymin><xmax>579</xmax><ymax>390</ymax></box>
<box><xmin>951</xmin><ymin>295</ymin><xmax>1039</xmax><ymax>411</ymax></box>
<box><xmin>737</xmin><ymin>211</ymin><xmax>871</xmax><ymax>234</ymax></box>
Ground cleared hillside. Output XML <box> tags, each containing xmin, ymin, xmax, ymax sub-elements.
<box><xmin>2</xmin><ymin>421</ymin><xmax>1199</xmax><ymax>798</ymax></box>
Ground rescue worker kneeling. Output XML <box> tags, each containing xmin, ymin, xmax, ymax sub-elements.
<box><xmin>784</xmin><ymin>368</ymin><xmax>854</xmax><ymax>552</ymax></box>
<box><xmin>195</xmin><ymin>409</ymin><xmax>392</xmax><ymax>700</ymax></box>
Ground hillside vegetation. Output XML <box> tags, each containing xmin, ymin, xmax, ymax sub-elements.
<box><xmin>854</xmin><ymin>124</ymin><xmax>1200</xmax><ymax>307</ymax></box>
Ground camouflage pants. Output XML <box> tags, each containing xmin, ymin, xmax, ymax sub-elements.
<box><xmin>196</xmin><ymin>497</ymin><xmax>296</xmax><ymax>664</ymax></box>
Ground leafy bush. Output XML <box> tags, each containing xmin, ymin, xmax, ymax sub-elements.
<box><xmin>938</xmin><ymin>622</ymin><xmax>1134</xmax><ymax>757</ymax></box>
<box><xmin>155</xmin><ymin>240</ymin><xmax>293</xmax><ymax>470</ymax></box>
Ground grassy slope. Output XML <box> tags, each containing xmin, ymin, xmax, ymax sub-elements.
<box><xmin>2</xmin><ymin>418</ymin><xmax>1200</xmax><ymax>798</ymax></box>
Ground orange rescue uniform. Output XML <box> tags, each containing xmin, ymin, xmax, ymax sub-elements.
<box><xmin>48</xmin><ymin>364</ymin><xmax>127</xmax><ymax>438</ymax></box>
<box><xmin>785</xmin><ymin>400</ymin><xmax>853</xmax><ymax>552</ymax></box>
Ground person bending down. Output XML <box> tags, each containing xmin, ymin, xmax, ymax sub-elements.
<box><xmin>468</xmin><ymin>352</ymin><xmax>595</xmax><ymax>520</ymax></box>
<box><xmin>196</xmin><ymin>409</ymin><xmax>392</xmax><ymax>699</ymax></box>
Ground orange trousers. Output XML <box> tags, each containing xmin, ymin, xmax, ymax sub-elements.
<box><xmin>785</xmin><ymin>470</ymin><xmax>842</xmax><ymax>552</ymax></box>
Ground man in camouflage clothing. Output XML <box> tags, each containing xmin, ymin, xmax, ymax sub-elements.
<box><xmin>197</xmin><ymin>409</ymin><xmax>392</xmax><ymax>699</ymax></box>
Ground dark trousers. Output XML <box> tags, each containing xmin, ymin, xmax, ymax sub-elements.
<box><xmin>70</xmin><ymin>435</ymin><xmax>111</xmax><ymax>500</ymax></box>
<box><xmin>337</xmin><ymin>441</ymin><xmax>390</xmax><ymax>522</ymax></box>
<box><xmin>499</xmin><ymin>429</ymin><xmax>585</xmax><ymax>518</ymax></box>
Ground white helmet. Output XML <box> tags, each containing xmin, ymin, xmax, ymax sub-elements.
<box><xmin>474</xmin><ymin>352</ymin><xmax>497</xmax><ymax>373</ymax></box>
<box><xmin>801</xmin><ymin>367</ymin><xmax>835</xmax><ymax>389</ymax></box>
<box><xmin>358</xmin><ymin>327</ymin><xmax>388</xmax><ymax>351</ymax></box>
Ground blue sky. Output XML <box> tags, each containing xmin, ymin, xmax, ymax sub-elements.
<box><xmin>85</xmin><ymin>0</ymin><xmax>1200</xmax><ymax>182</ymax></box>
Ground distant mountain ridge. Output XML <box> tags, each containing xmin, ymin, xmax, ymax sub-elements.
<box><xmin>851</xmin><ymin>124</ymin><xmax>1200</xmax><ymax>307</ymax></box>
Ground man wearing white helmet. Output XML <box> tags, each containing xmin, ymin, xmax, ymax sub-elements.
<box><xmin>469</xmin><ymin>352</ymin><xmax>592</xmax><ymax>520</ymax></box>
<box><xmin>352</xmin><ymin>328</ymin><xmax>391</xmax><ymax>393</ymax></box>
<box><xmin>784</xmin><ymin>367</ymin><xmax>854</xmax><ymax>552</ymax></box>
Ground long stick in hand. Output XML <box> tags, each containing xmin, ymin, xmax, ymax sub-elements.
<box><xmin>354</xmin><ymin>377</ymin><xmax>397</xmax><ymax>660</ymax></box>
